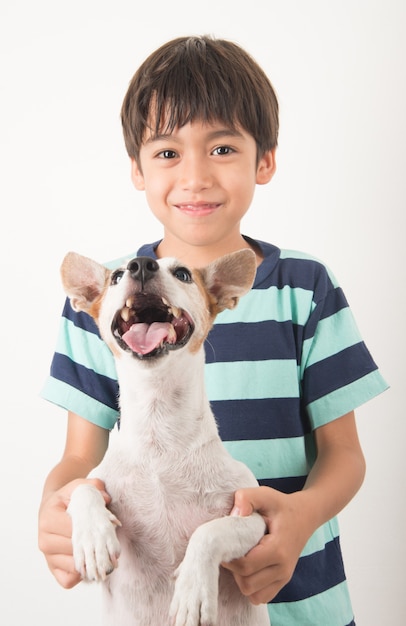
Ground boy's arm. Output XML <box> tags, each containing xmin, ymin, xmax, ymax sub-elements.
<box><xmin>222</xmin><ymin>410</ymin><xmax>366</xmax><ymax>604</ymax></box>
<box><xmin>38</xmin><ymin>411</ymin><xmax>110</xmax><ymax>589</ymax></box>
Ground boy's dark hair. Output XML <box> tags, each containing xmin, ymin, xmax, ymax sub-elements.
<box><xmin>121</xmin><ymin>35</ymin><xmax>279</xmax><ymax>164</ymax></box>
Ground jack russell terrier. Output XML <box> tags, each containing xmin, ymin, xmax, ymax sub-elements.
<box><xmin>61</xmin><ymin>249</ymin><xmax>270</xmax><ymax>626</ymax></box>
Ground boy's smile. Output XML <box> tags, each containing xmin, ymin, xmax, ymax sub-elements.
<box><xmin>131</xmin><ymin>121</ymin><xmax>275</xmax><ymax>266</ymax></box>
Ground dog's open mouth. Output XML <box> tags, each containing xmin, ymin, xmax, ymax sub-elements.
<box><xmin>112</xmin><ymin>293</ymin><xmax>194</xmax><ymax>358</ymax></box>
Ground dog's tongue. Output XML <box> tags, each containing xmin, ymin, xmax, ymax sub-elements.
<box><xmin>122</xmin><ymin>322</ymin><xmax>175</xmax><ymax>355</ymax></box>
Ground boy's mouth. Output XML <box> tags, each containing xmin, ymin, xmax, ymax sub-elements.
<box><xmin>175</xmin><ymin>202</ymin><xmax>221</xmax><ymax>216</ymax></box>
<box><xmin>112</xmin><ymin>293</ymin><xmax>194</xmax><ymax>359</ymax></box>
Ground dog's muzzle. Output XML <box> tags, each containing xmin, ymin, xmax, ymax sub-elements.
<box><xmin>112</xmin><ymin>293</ymin><xmax>194</xmax><ymax>359</ymax></box>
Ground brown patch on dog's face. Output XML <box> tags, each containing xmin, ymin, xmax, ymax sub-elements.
<box><xmin>87</xmin><ymin>289</ymin><xmax>108</xmax><ymax>323</ymax></box>
<box><xmin>186</xmin><ymin>269</ymin><xmax>219</xmax><ymax>354</ymax></box>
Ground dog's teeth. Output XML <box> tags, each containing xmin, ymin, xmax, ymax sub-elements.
<box><xmin>171</xmin><ymin>306</ymin><xmax>181</xmax><ymax>318</ymax></box>
<box><xmin>126</xmin><ymin>297</ymin><xmax>135</xmax><ymax>308</ymax></box>
<box><xmin>121</xmin><ymin>306</ymin><xmax>131</xmax><ymax>322</ymax></box>
<box><xmin>168</xmin><ymin>325</ymin><xmax>177</xmax><ymax>342</ymax></box>
<box><xmin>162</xmin><ymin>297</ymin><xmax>169</xmax><ymax>306</ymax></box>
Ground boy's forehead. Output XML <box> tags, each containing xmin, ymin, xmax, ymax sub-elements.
<box><xmin>142</xmin><ymin>114</ymin><xmax>245</xmax><ymax>144</ymax></box>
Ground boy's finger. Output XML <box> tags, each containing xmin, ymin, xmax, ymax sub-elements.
<box><xmin>231</xmin><ymin>486</ymin><xmax>272</xmax><ymax>517</ymax></box>
<box><xmin>222</xmin><ymin>534</ymin><xmax>273</xmax><ymax>575</ymax></box>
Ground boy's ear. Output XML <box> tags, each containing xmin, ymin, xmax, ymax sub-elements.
<box><xmin>256</xmin><ymin>148</ymin><xmax>276</xmax><ymax>185</ymax></box>
<box><xmin>130</xmin><ymin>158</ymin><xmax>145</xmax><ymax>191</ymax></box>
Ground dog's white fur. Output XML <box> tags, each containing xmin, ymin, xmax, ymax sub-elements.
<box><xmin>62</xmin><ymin>249</ymin><xmax>270</xmax><ymax>626</ymax></box>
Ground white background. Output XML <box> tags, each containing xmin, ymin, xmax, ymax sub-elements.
<box><xmin>0</xmin><ymin>1</ymin><xmax>404</xmax><ymax>623</ymax></box>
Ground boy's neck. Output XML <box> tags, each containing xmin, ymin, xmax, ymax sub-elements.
<box><xmin>155</xmin><ymin>234</ymin><xmax>263</xmax><ymax>269</ymax></box>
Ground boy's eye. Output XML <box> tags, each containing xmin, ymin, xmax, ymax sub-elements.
<box><xmin>212</xmin><ymin>146</ymin><xmax>234</xmax><ymax>156</ymax></box>
<box><xmin>158</xmin><ymin>149</ymin><xmax>177</xmax><ymax>159</ymax></box>
<box><xmin>111</xmin><ymin>270</ymin><xmax>124</xmax><ymax>285</ymax></box>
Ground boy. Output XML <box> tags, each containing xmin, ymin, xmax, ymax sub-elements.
<box><xmin>38</xmin><ymin>36</ymin><xmax>387</xmax><ymax>625</ymax></box>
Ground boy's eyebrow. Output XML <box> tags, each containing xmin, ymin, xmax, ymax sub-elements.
<box><xmin>144</xmin><ymin>127</ymin><xmax>245</xmax><ymax>144</ymax></box>
<box><xmin>206</xmin><ymin>128</ymin><xmax>245</xmax><ymax>141</ymax></box>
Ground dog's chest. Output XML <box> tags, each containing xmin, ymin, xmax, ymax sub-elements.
<box><xmin>101</xmin><ymin>450</ymin><xmax>231</xmax><ymax>567</ymax></box>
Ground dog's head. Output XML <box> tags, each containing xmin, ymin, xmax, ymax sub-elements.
<box><xmin>60</xmin><ymin>249</ymin><xmax>257</xmax><ymax>360</ymax></box>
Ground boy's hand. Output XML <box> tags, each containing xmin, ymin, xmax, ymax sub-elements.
<box><xmin>222</xmin><ymin>486</ymin><xmax>311</xmax><ymax>604</ymax></box>
<box><xmin>38</xmin><ymin>478</ymin><xmax>110</xmax><ymax>589</ymax></box>
<box><xmin>223</xmin><ymin>413</ymin><xmax>366</xmax><ymax>603</ymax></box>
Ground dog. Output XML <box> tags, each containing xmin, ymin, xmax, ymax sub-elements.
<box><xmin>61</xmin><ymin>249</ymin><xmax>271</xmax><ymax>626</ymax></box>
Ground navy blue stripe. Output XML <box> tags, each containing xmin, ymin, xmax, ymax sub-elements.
<box><xmin>143</xmin><ymin>239</ymin><xmax>337</xmax><ymax>299</ymax></box>
<box><xmin>205</xmin><ymin>320</ymin><xmax>302</xmax><ymax>364</ymax></box>
<box><xmin>62</xmin><ymin>298</ymin><xmax>101</xmax><ymax>337</ymax></box>
<box><xmin>318</xmin><ymin>287</ymin><xmax>349</xmax><ymax>320</ymax></box>
<box><xmin>258</xmin><ymin>476</ymin><xmax>307</xmax><ymax>494</ymax></box>
<box><xmin>304</xmin><ymin>287</ymin><xmax>349</xmax><ymax>340</ymax></box>
<box><xmin>212</xmin><ymin>399</ymin><xmax>310</xmax><ymax>440</ymax></box>
<box><xmin>303</xmin><ymin>343</ymin><xmax>378</xmax><ymax>404</ymax></box>
<box><xmin>50</xmin><ymin>353</ymin><xmax>119</xmax><ymax>410</ymax></box>
<box><xmin>139</xmin><ymin>240</ymin><xmax>336</xmax><ymax>311</ymax></box>
<box><xmin>255</xmin><ymin>254</ymin><xmax>334</xmax><ymax>294</ymax></box>
<box><xmin>271</xmin><ymin>537</ymin><xmax>346</xmax><ymax>603</ymax></box>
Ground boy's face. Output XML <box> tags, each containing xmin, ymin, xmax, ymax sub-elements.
<box><xmin>131</xmin><ymin>120</ymin><xmax>275</xmax><ymax>260</ymax></box>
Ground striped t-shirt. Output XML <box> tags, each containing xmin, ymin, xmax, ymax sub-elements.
<box><xmin>41</xmin><ymin>238</ymin><xmax>388</xmax><ymax>626</ymax></box>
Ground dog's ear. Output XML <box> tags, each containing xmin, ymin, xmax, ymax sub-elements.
<box><xmin>60</xmin><ymin>252</ymin><xmax>110</xmax><ymax>315</ymax></box>
<box><xmin>199</xmin><ymin>249</ymin><xmax>257</xmax><ymax>312</ymax></box>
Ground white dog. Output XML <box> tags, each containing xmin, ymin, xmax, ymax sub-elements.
<box><xmin>62</xmin><ymin>249</ymin><xmax>270</xmax><ymax>626</ymax></box>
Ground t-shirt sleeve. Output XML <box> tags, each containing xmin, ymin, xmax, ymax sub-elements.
<box><xmin>300</xmin><ymin>270</ymin><xmax>389</xmax><ymax>429</ymax></box>
<box><xmin>40</xmin><ymin>297</ymin><xmax>119</xmax><ymax>430</ymax></box>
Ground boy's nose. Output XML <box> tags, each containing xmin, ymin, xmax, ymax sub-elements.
<box><xmin>179</xmin><ymin>156</ymin><xmax>213</xmax><ymax>191</ymax></box>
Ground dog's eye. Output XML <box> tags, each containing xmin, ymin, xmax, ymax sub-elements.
<box><xmin>173</xmin><ymin>267</ymin><xmax>192</xmax><ymax>283</ymax></box>
<box><xmin>111</xmin><ymin>270</ymin><xmax>124</xmax><ymax>285</ymax></box>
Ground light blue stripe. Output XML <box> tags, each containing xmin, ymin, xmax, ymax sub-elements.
<box><xmin>41</xmin><ymin>377</ymin><xmax>118</xmax><ymax>430</ymax></box>
<box><xmin>268</xmin><ymin>580</ymin><xmax>353</xmax><ymax>626</ymax></box>
<box><xmin>223</xmin><ymin>436</ymin><xmax>311</xmax><ymax>480</ymax></box>
<box><xmin>307</xmin><ymin>369</ymin><xmax>389</xmax><ymax>429</ymax></box>
<box><xmin>57</xmin><ymin>318</ymin><xmax>117</xmax><ymax>379</ymax></box>
<box><xmin>301</xmin><ymin>307</ymin><xmax>363</xmax><ymax>372</ymax></box>
<box><xmin>300</xmin><ymin>517</ymin><xmax>339</xmax><ymax>557</ymax></box>
<box><xmin>217</xmin><ymin>286</ymin><xmax>315</xmax><ymax>326</ymax></box>
<box><xmin>205</xmin><ymin>359</ymin><xmax>300</xmax><ymax>400</ymax></box>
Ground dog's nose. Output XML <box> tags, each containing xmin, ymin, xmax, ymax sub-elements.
<box><xmin>127</xmin><ymin>257</ymin><xmax>159</xmax><ymax>286</ymax></box>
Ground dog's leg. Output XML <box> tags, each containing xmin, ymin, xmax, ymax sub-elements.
<box><xmin>67</xmin><ymin>484</ymin><xmax>121</xmax><ymax>581</ymax></box>
<box><xmin>169</xmin><ymin>512</ymin><xmax>267</xmax><ymax>626</ymax></box>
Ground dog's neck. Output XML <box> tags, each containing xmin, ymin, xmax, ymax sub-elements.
<box><xmin>114</xmin><ymin>344</ymin><xmax>218</xmax><ymax>457</ymax></box>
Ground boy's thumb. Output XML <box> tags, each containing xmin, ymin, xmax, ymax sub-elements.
<box><xmin>230</xmin><ymin>488</ymin><xmax>257</xmax><ymax>517</ymax></box>
<box><xmin>230</xmin><ymin>486</ymin><xmax>272</xmax><ymax>517</ymax></box>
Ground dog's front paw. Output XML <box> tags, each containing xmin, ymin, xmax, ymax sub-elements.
<box><xmin>169</xmin><ymin>557</ymin><xmax>218</xmax><ymax>626</ymax></box>
<box><xmin>67</xmin><ymin>484</ymin><xmax>121</xmax><ymax>582</ymax></box>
